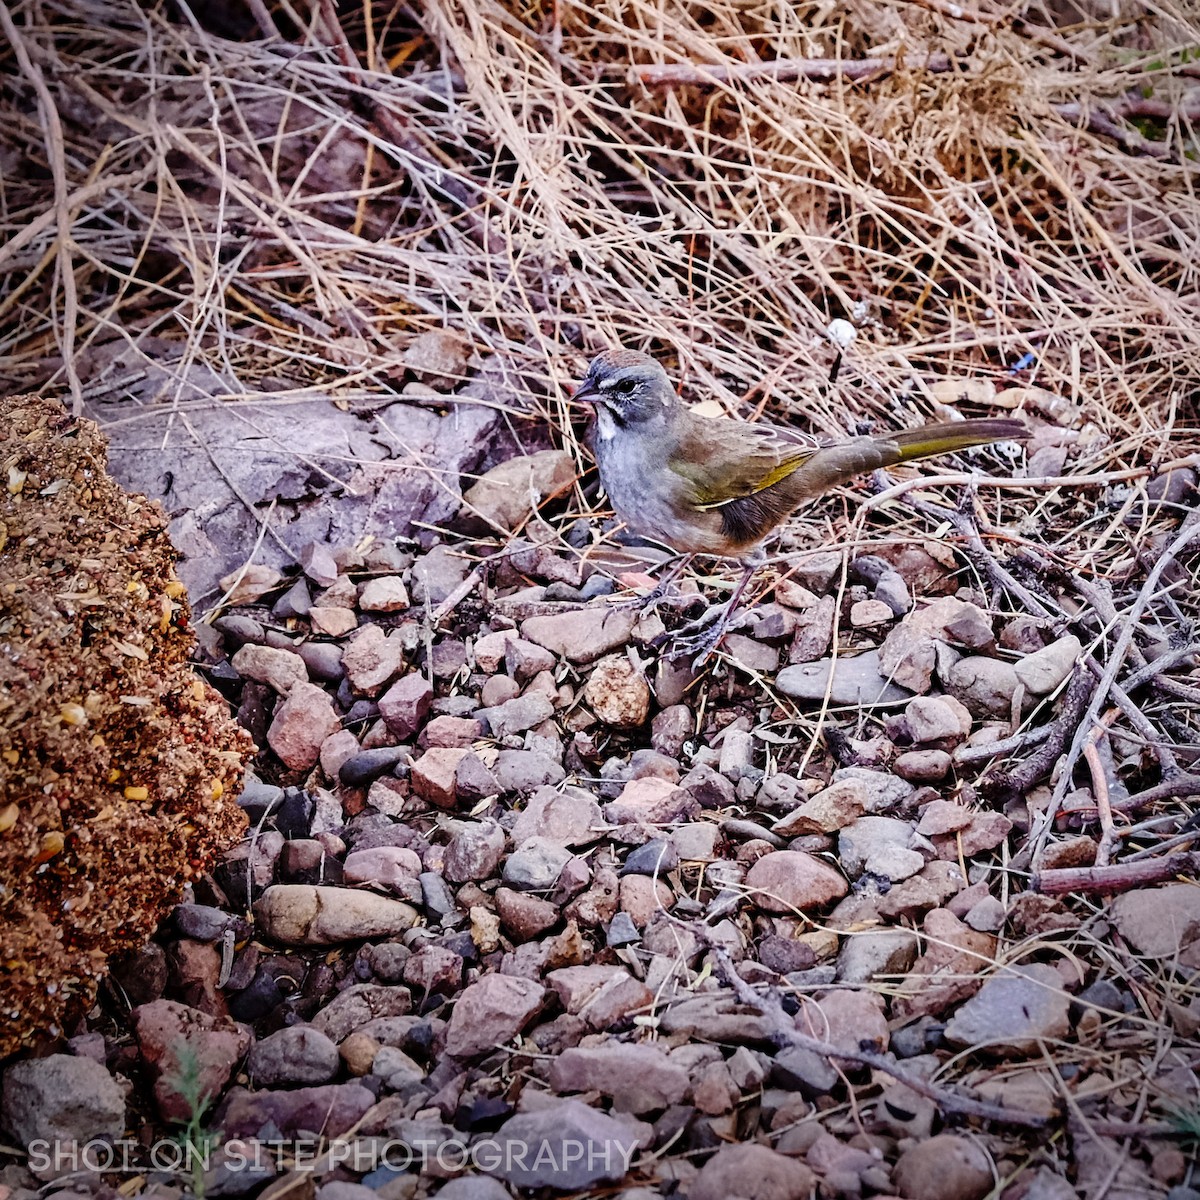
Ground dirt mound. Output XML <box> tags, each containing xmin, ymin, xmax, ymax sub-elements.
<box><xmin>0</xmin><ymin>395</ymin><xmax>251</xmax><ymax>1057</ymax></box>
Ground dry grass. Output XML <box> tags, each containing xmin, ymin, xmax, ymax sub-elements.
<box><xmin>1</xmin><ymin>0</ymin><xmax>1197</xmax><ymax>576</ymax></box>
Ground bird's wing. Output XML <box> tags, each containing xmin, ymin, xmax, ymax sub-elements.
<box><xmin>667</xmin><ymin>416</ymin><xmax>821</xmax><ymax>511</ymax></box>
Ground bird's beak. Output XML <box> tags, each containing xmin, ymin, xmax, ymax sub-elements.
<box><xmin>571</xmin><ymin>379</ymin><xmax>600</xmax><ymax>405</ymax></box>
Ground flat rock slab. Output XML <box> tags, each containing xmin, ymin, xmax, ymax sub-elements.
<box><xmin>776</xmin><ymin>649</ymin><xmax>911</xmax><ymax>706</ymax></box>
<box><xmin>93</xmin><ymin>377</ymin><xmax>501</xmax><ymax>604</ymax></box>
<box><xmin>943</xmin><ymin>962</ymin><xmax>1070</xmax><ymax>1055</ymax></box>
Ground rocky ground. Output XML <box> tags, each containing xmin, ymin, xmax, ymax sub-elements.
<box><xmin>2</xmin><ymin>452</ymin><xmax>1198</xmax><ymax>1200</ymax></box>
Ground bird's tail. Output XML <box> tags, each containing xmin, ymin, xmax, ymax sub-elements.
<box><xmin>890</xmin><ymin>418</ymin><xmax>1027</xmax><ymax>464</ymax></box>
<box><xmin>770</xmin><ymin>417</ymin><xmax>1028</xmax><ymax>511</ymax></box>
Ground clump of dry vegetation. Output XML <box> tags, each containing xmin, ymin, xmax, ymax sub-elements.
<box><xmin>0</xmin><ymin>394</ymin><xmax>251</xmax><ymax>1058</ymax></box>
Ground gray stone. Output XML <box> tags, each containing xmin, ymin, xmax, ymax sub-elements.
<box><xmin>484</xmin><ymin>1099</ymin><xmax>641</xmax><ymax>1189</ymax></box>
<box><xmin>340</xmin><ymin>746</ymin><xmax>411</xmax><ymax>787</ymax></box>
<box><xmin>943</xmin><ymin>963</ymin><xmax>1071</xmax><ymax>1055</ymax></box>
<box><xmin>475</xmin><ymin>693</ymin><xmax>554</xmax><ymax>739</ymax></box>
<box><xmin>837</xmin><ymin>816</ymin><xmax>917</xmax><ymax>877</ymax></box>
<box><xmin>444</xmin><ymin>820</ymin><xmax>507</xmax><ymax>883</ymax></box>
<box><xmin>434</xmin><ymin>1178</ymin><xmax>513</xmax><ymax>1200</ymax></box>
<box><xmin>511</xmin><ymin>786</ymin><xmax>603</xmax><ymax>848</ymax></box>
<box><xmin>776</xmin><ymin>649</ymin><xmax>910</xmax><ymax>706</ymax></box>
<box><xmin>378</xmin><ymin>673</ymin><xmax>433</xmax><ymax>738</ymax></box>
<box><xmin>837</xmin><ymin>929</ymin><xmax>919</xmax><ymax>983</ymax></box>
<box><xmin>493</xmin><ymin>749</ymin><xmax>565</xmax><ymax>793</ymax></box>
<box><xmin>461</xmin><ymin>450</ymin><xmax>576</xmax><ymax>534</ymax></box>
<box><xmin>249</xmin><ymin>1026</ymin><xmax>339</xmax><ymax>1086</ymax></box>
<box><xmin>1013</xmin><ymin>635</ymin><xmax>1081</xmax><ymax>695</ymax></box>
<box><xmin>231</xmin><ymin>644</ymin><xmax>308</xmax><ymax>695</ymax></box>
<box><xmin>520</xmin><ymin>608</ymin><xmax>637</xmax><ymax>664</ymax></box>
<box><xmin>503</xmin><ymin>837</ymin><xmax>573</xmax><ymax>890</ymax></box>
<box><xmin>1</xmin><ymin>1055</ymin><xmax>125</xmax><ymax>1148</ymax></box>
<box><xmin>945</xmin><ymin>656</ymin><xmax>1020</xmax><ymax>718</ymax></box>
<box><xmin>411</xmin><ymin>545</ymin><xmax>471</xmax><ymax>606</ymax></box>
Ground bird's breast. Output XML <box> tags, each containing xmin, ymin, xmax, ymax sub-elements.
<box><xmin>592</xmin><ymin>430</ymin><xmax>738</xmax><ymax>556</ymax></box>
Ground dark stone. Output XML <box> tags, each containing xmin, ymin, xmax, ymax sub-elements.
<box><xmin>340</xmin><ymin>746</ymin><xmax>411</xmax><ymax>787</ymax></box>
<box><xmin>273</xmin><ymin>577</ymin><xmax>313</xmax><ymax>619</ymax></box>
<box><xmin>276</xmin><ymin>789</ymin><xmax>315</xmax><ymax>839</ymax></box>
<box><xmin>227</xmin><ymin>967</ymin><xmax>285</xmax><ymax>1023</ymax></box>
<box><xmin>237</xmin><ymin>779</ymin><xmax>284</xmax><ymax>822</ymax></box>
<box><xmin>756</xmin><ymin>935</ymin><xmax>817</xmax><ymax>976</ymax></box>
<box><xmin>621</xmin><ymin>839</ymin><xmax>679</xmax><ymax>876</ymax></box>
<box><xmin>109</xmin><ymin>942</ymin><xmax>168</xmax><ymax>1007</ymax></box>
<box><xmin>237</xmin><ymin>681</ymin><xmax>273</xmax><ymax>746</ymax></box>
<box><xmin>174</xmin><ymin>903</ymin><xmax>248</xmax><ymax>943</ymax></box>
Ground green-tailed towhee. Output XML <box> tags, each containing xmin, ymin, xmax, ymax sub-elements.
<box><xmin>573</xmin><ymin>348</ymin><xmax>1027</xmax><ymax>661</ymax></box>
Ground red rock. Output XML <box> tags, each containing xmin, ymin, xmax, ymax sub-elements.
<box><xmin>412</xmin><ymin>747</ymin><xmax>470</xmax><ymax>808</ymax></box>
<box><xmin>496</xmin><ymin>887</ymin><xmax>561</xmax><ymax>941</ymax></box>
<box><xmin>132</xmin><ymin>999</ymin><xmax>250</xmax><ymax>1123</ymax></box>
<box><xmin>690</xmin><ymin>1143</ymin><xmax>815</xmax><ymax>1200</ymax></box>
<box><xmin>340</xmin><ymin>624</ymin><xmax>407</xmax><ymax>694</ymax></box>
<box><xmin>744</xmin><ymin>850</ymin><xmax>848</xmax><ymax>913</ymax></box>
<box><xmin>549</xmin><ymin>1043</ymin><xmax>688</xmax><ymax>1113</ymax></box>
<box><xmin>215</xmin><ymin>1083</ymin><xmax>374</xmax><ymax>1140</ymax></box>
<box><xmin>267</xmin><ymin>682</ymin><xmax>342</xmax><ymax>771</ymax></box>
<box><xmin>604</xmin><ymin>777</ymin><xmax>696</xmax><ymax>826</ymax></box>
<box><xmin>444</xmin><ymin>975</ymin><xmax>546</xmax><ymax>1057</ymax></box>
<box><xmin>892</xmin><ymin>908</ymin><xmax>997</xmax><ymax>1021</ymax></box>
<box><xmin>378</xmin><ymin>672</ymin><xmax>433</xmax><ymax>738</ymax></box>
<box><xmin>618</xmin><ymin>874</ymin><xmax>673</xmax><ymax>928</ymax></box>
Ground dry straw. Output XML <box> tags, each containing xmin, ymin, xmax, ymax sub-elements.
<box><xmin>0</xmin><ymin>0</ymin><xmax>1197</xmax><ymax>575</ymax></box>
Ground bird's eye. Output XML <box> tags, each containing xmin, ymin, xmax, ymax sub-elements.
<box><xmin>615</xmin><ymin>378</ymin><xmax>637</xmax><ymax>395</ymax></box>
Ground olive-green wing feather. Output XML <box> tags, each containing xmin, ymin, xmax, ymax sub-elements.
<box><xmin>666</xmin><ymin>417</ymin><xmax>820</xmax><ymax>509</ymax></box>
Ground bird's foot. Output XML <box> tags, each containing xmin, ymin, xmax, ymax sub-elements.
<box><xmin>654</xmin><ymin>606</ymin><xmax>733</xmax><ymax>666</ymax></box>
<box><xmin>609</xmin><ymin>578</ymin><xmax>674</xmax><ymax>614</ymax></box>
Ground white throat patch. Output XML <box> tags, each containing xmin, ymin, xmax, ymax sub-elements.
<box><xmin>596</xmin><ymin>406</ymin><xmax>618</xmax><ymax>441</ymax></box>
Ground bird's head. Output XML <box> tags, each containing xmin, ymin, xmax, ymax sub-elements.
<box><xmin>572</xmin><ymin>349</ymin><xmax>676</xmax><ymax>433</ymax></box>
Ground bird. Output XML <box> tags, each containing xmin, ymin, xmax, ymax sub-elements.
<box><xmin>572</xmin><ymin>347</ymin><xmax>1027</xmax><ymax>662</ymax></box>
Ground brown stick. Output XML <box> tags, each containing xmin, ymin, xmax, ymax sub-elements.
<box><xmin>1083</xmin><ymin>710</ymin><xmax>1120</xmax><ymax>867</ymax></box>
<box><xmin>1111</xmin><ymin>772</ymin><xmax>1200</xmax><ymax>814</ymax></box>
<box><xmin>686</xmin><ymin>927</ymin><xmax>1052</xmax><ymax>1130</ymax></box>
<box><xmin>632</xmin><ymin>53</ymin><xmax>954</xmax><ymax>89</ymax></box>
<box><xmin>981</xmin><ymin>667</ymin><xmax>1092</xmax><ymax>804</ymax></box>
<box><xmin>1034</xmin><ymin>852</ymin><xmax>1200</xmax><ymax>896</ymax></box>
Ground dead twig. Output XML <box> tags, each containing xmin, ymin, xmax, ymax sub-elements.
<box><xmin>1084</xmin><ymin>709</ymin><xmax>1120</xmax><ymax>866</ymax></box>
<box><xmin>1034</xmin><ymin>852</ymin><xmax>1200</xmax><ymax>895</ymax></box>
<box><xmin>686</xmin><ymin>927</ymin><xmax>1053</xmax><ymax>1130</ymax></box>
<box><xmin>631</xmin><ymin>53</ymin><xmax>954</xmax><ymax>89</ymax></box>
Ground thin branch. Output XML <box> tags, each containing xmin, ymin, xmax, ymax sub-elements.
<box><xmin>632</xmin><ymin>53</ymin><xmax>954</xmax><ymax>89</ymax></box>
<box><xmin>1035</xmin><ymin>852</ymin><xmax>1200</xmax><ymax>896</ymax></box>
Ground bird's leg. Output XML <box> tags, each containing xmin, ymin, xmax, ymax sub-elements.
<box><xmin>610</xmin><ymin>552</ymin><xmax>694</xmax><ymax>613</ymax></box>
<box><xmin>664</xmin><ymin>552</ymin><xmax>763</xmax><ymax>666</ymax></box>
